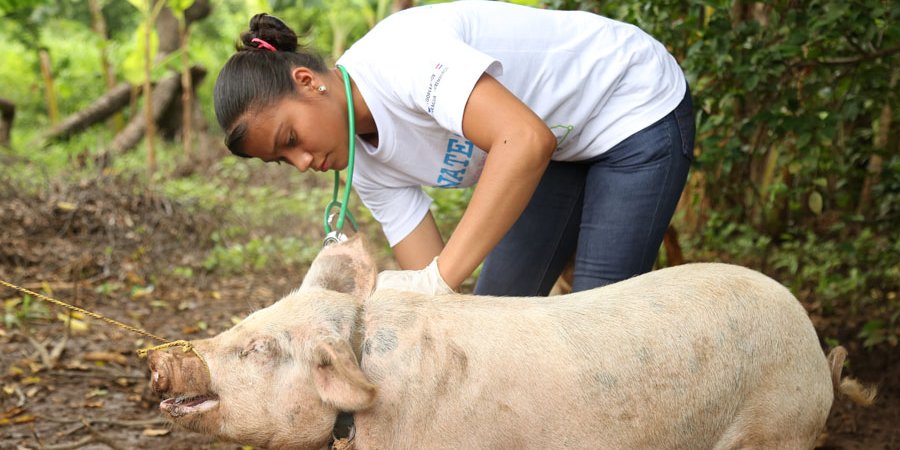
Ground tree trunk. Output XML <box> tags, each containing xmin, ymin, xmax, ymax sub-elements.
<box><xmin>155</xmin><ymin>0</ymin><xmax>211</xmax><ymax>58</ymax></box>
<box><xmin>153</xmin><ymin>0</ymin><xmax>210</xmax><ymax>159</ymax></box>
<box><xmin>158</xmin><ymin>66</ymin><xmax>206</xmax><ymax>140</ymax></box>
<box><xmin>0</xmin><ymin>97</ymin><xmax>14</xmax><ymax>147</ymax></box>
<box><xmin>42</xmin><ymin>82</ymin><xmax>138</xmax><ymax>143</ymax></box>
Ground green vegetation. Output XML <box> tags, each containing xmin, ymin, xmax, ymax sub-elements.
<box><xmin>1</xmin><ymin>0</ymin><xmax>897</xmax><ymax>348</ymax></box>
<box><xmin>4</xmin><ymin>295</ymin><xmax>51</xmax><ymax>329</ymax></box>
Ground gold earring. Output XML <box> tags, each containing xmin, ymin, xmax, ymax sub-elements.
<box><xmin>317</xmin><ymin>85</ymin><xmax>327</xmax><ymax>93</ymax></box>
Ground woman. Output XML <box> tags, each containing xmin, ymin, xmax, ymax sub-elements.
<box><xmin>213</xmin><ymin>1</ymin><xmax>695</xmax><ymax>296</ymax></box>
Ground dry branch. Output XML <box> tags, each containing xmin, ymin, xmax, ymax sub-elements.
<box><xmin>94</xmin><ymin>66</ymin><xmax>207</xmax><ymax>159</ymax></box>
<box><xmin>99</xmin><ymin>72</ymin><xmax>180</xmax><ymax>157</ymax></box>
<box><xmin>42</xmin><ymin>83</ymin><xmax>138</xmax><ymax>143</ymax></box>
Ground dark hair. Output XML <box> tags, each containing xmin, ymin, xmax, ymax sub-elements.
<box><xmin>214</xmin><ymin>13</ymin><xmax>327</xmax><ymax>156</ymax></box>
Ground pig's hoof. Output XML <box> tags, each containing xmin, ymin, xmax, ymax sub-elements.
<box><xmin>160</xmin><ymin>394</ymin><xmax>218</xmax><ymax>418</ymax></box>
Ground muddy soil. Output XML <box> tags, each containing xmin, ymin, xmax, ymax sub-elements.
<box><xmin>0</xmin><ymin>166</ymin><xmax>896</xmax><ymax>450</ymax></box>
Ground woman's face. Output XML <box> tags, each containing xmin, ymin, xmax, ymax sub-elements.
<box><xmin>238</xmin><ymin>88</ymin><xmax>348</xmax><ymax>173</ymax></box>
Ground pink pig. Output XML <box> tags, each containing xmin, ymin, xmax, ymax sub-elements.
<box><xmin>148</xmin><ymin>236</ymin><xmax>874</xmax><ymax>450</ymax></box>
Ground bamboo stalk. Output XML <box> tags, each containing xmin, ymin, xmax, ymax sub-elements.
<box><xmin>144</xmin><ymin>19</ymin><xmax>156</xmax><ymax>175</ymax></box>
<box><xmin>180</xmin><ymin>23</ymin><xmax>193</xmax><ymax>157</ymax></box>
<box><xmin>39</xmin><ymin>50</ymin><xmax>59</xmax><ymax>126</ymax></box>
<box><xmin>89</xmin><ymin>0</ymin><xmax>124</xmax><ymax>132</ymax></box>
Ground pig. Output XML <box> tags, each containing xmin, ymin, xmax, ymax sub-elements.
<box><xmin>148</xmin><ymin>236</ymin><xmax>874</xmax><ymax>450</ymax></box>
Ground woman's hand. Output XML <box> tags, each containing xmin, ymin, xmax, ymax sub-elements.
<box><xmin>376</xmin><ymin>257</ymin><xmax>454</xmax><ymax>295</ymax></box>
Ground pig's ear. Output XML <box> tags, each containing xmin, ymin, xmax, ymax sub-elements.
<box><xmin>312</xmin><ymin>336</ymin><xmax>376</xmax><ymax>411</ymax></box>
<box><xmin>301</xmin><ymin>235</ymin><xmax>377</xmax><ymax>300</ymax></box>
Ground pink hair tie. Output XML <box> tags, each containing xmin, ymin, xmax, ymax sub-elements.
<box><xmin>251</xmin><ymin>37</ymin><xmax>277</xmax><ymax>52</ymax></box>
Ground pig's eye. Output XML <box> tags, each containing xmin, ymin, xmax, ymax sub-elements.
<box><xmin>238</xmin><ymin>337</ymin><xmax>277</xmax><ymax>360</ymax></box>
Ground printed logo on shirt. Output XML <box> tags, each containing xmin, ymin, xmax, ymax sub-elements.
<box><xmin>436</xmin><ymin>137</ymin><xmax>475</xmax><ymax>188</ymax></box>
<box><xmin>424</xmin><ymin>63</ymin><xmax>449</xmax><ymax>114</ymax></box>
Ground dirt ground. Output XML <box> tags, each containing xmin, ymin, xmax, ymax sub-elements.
<box><xmin>0</xmin><ymin>167</ymin><xmax>896</xmax><ymax>450</ymax></box>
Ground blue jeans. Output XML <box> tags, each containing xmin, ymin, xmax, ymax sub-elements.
<box><xmin>474</xmin><ymin>86</ymin><xmax>695</xmax><ymax>296</ymax></box>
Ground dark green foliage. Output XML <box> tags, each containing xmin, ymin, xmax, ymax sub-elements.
<box><xmin>544</xmin><ymin>0</ymin><xmax>899</xmax><ymax>346</ymax></box>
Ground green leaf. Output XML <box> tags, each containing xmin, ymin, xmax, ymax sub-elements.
<box><xmin>0</xmin><ymin>0</ymin><xmax>45</xmax><ymax>14</ymax></box>
<box><xmin>126</xmin><ymin>0</ymin><xmax>148</xmax><ymax>13</ymax></box>
<box><xmin>167</xmin><ymin>0</ymin><xmax>193</xmax><ymax>15</ymax></box>
<box><xmin>121</xmin><ymin>23</ymin><xmax>159</xmax><ymax>85</ymax></box>
<box><xmin>808</xmin><ymin>191</ymin><xmax>823</xmax><ymax>215</ymax></box>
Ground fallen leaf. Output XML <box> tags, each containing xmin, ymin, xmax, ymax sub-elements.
<box><xmin>57</xmin><ymin>313</ymin><xmax>89</xmax><ymax>333</ymax></box>
<box><xmin>20</xmin><ymin>377</ymin><xmax>41</xmax><ymax>385</ymax></box>
<box><xmin>56</xmin><ymin>201</ymin><xmax>78</xmax><ymax>211</ymax></box>
<box><xmin>0</xmin><ymin>415</ymin><xmax>35</xmax><ymax>426</ymax></box>
<box><xmin>1</xmin><ymin>407</ymin><xmax>24</xmax><ymax>419</ymax></box>
<box><xmin>130</xmin><ymin>285</ymin><xmax>155</xmax><ymax>299</ymax></box>
<box><xmin>126</xmin><ymin>271</ymin><xmax>145</xmax><ymax>285</ymax></box>
<box><xmin>83</xmin><ymin>400</ymin><xmax>104</xmax><ymax>408</ymax></box>
<box><xmin>27</xmin><ymin>362</ymin><xmax>42</xmax><ymax>374</ymax></box>
<box><xmin>142</xmin><ymin>428</ymin><xmax>171</xmax><ymax>437</ymax></box>
<box><xmin>62</xmin><ymin>361</ymin><xmax>90</xmax><ymax>371</ymax></box>
<box><xmin>177</xmin><ymin>301</ymin><xmax>197</xmax><ymax>311</ymax></box>
<box><xmin>83</xmin><ymin>351</ymin><xmax>128</xmax><ymax>365</ymax></box>
<box><xmin>86</xmin><ymin>388</ymin><xmax>108</xmax><ymax>399</ymax></box>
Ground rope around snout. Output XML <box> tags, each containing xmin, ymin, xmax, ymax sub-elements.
<box><xmin>0</xmin><ymin>279</ymin><xmax>209</xmax><ymax>374</ymax></box>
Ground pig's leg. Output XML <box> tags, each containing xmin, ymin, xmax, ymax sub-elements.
<box><xmin>712</xmin><ymin>367</ymin><xmax>831</xmax><ymax>449</ymax></box>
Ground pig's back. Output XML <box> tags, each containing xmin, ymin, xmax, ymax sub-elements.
<box><xmin>357</xmin><ymin>263</ymin><xmax>833</xmax><ymax>450</ymax></box>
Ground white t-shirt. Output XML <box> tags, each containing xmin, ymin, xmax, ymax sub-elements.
<box><xmin>336</xmin><ymin>0</ymin><xmax>686</xmax><ymax>246</ymax></box>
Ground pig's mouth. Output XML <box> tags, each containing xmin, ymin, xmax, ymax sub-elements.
<box><xmin>160</xmin><ymin>393</ymin><xmax>219</xmax><ymax>418</ymax></box>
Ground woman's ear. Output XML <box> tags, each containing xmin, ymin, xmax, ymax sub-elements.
<box><xmin>290</xmin><ymin>67</ymin><xmax>319</xmax><ymax>93</ymax></box>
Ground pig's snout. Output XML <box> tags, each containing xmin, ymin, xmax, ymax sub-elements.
<box><xmin>148</xmin><ymin>350</ymin><xmax>171</xmax><ymax>394</ymax></box>
<box><xmin>147</xmin><ymin>347</ymin><xmax>219</xmax><ymax>422</ymax></box>
<box><xmin>147</xmin><ymin>347</ymin><xmax>212</xmax><ymax>396</ymax></box>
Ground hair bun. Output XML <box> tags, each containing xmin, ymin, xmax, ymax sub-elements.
<box><xmin>241</xmin><ymin>13</ymin><xmax>298</xmax><ymax>52</ymax></box>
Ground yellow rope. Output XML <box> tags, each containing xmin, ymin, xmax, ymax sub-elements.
<box><xmin>0</xmin><ymin>279</ymin><xmax>209</xmax><ymax>374</ymax></box>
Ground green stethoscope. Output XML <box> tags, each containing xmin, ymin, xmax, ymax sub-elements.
<box><xmin>322</xmin><ymin>64</ymin><xmax>358</xmax><ymax>246</ymax></box>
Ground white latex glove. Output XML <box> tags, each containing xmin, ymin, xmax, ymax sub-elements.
<box><xmin>376</xmin><ymin>257</ymin><xmax>454</xmax><ymax>295</ymax></box>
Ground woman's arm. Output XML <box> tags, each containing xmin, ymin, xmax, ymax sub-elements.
<box><xmin>386</xmin><ymin>72</ymin><xmax>555</xmax><ymax>291</ymax></box>
<box><xmin>392</xmin><ymin>210</ymin><xmax>444</xmax><ymax>270</ymax></box>
<box><xmin>438</xmin><ymin>73</ymin><xmax>557</xmax><ymax>289</ymax></box>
